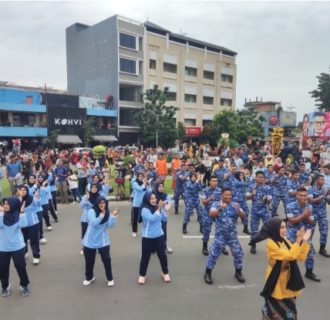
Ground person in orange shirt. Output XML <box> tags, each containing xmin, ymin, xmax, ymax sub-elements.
<box><xmin>171</xmin><ymin>153</ymin><xmax>181</xmax><ymax>189</ymax></box>
<box><xmin>155</xmin><ymin>153</ymin><xmax>167</xmax><ymax>182</ymax></box>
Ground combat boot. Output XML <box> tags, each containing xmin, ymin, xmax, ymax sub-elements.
<box><xmin>182</xmin><ymin>223</ymin><xmax>187</xmax><ymax>234</ymax></box>
<box><xmin>204</xmin><ymin>268</ymin><xmax>213</xmax><ymax>285</ymax></box>
<box><xmin>319</xmin><ymin>244</ymin><xmax>330</xmax><ymax>258</ymax></box>
<box><xmin>243</xmin><ymin>225</ymin><xmax>250</xmax><ymax>235</ymax></box>
<box><xmin>199</xmin><ymin>224</ymin><xmax>203</xmax><ymax>234</ymax></box>
<box><xmin>235</xmin><ymin>269</ymin><xmax>246</xmax><ymax>283</ymax></box>
<box><xmin>305</xmin><ymin>269</ymin><xmax>321</xmax><ymax>282</ymax></box>
<box><xmin>250</xmin><ymin>244</ymin><xmax>256</xmax><ymax>254</ymax></box>
<box><xmin>202</xmin><ymin>241</ymin><xmax>209</xmax><ymax>256</ymax></box>
<box><xmin>222</xmin><ymin>247</ymin><xmax>229</xmax><ymax>255</ymax></box>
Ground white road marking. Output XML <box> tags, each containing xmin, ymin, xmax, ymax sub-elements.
<box><xmin>217</xmin><ymin>284</ymin><xmax>257</xmax><ymax>290</ymax></box>
<box><xmin>182</xmin><ymin>235</ymin><xmax>250</xmax><ymax>239</ymax></box>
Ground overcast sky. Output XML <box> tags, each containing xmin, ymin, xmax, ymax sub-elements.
<box><xmin>0</xmin><ymin>1</ymin><xmax>329</xmax><ymax>122</ymax></box>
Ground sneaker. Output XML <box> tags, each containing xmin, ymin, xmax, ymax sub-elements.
<box><xmin>47</xmin><ymin>226</ymin><xmax>52</xmax><ymax>231</ymax></box>
<box><xmin>138</xmin><ymin>276</ymin><xmax>146</xmax><ymax>285</ymax></box>
<box><xmin>161</xmin><ymin>273</ymin><xmax>171</xmax><ymax>283</ymax></box>
<box><xmin>33</xmin><ymin>258</ymin><xmax>40</xmax><ymax>265</ymax></box>
<box><xmin>166</xmin><ymin>246</ymin><xmax>173</xmax><ymax>254</ymax></box>
<box><xmin>20</xmin><ymin>286</ymin><xmax>30</xmax><ymax>297</ymax></box>
<box><xmin>132</xmin><ymin>232</ymin><xmax>137</xmax><ymax>238</ymax></box>
<box><xmin>80</xmin><ymin>250</ymin><xmax>84</xmax><ymax>255</ymax></box>
<box><xmin>2</xmin><ymin>284</ymin><xmax>10</xmax><ymax>297</ymax></box>
<box><xmin>39</xmin><ymin>238</ymin><xmax>47</xmax><ymax>244</ymax></box>
<box><xmin>83</xmin><ymin>277</ymin><xmax>95</xmax><ymax>286</ymax></box>
<box><xmin>107</xmin><ymin>280</ymin><xmax>114</xmax><ymax>287</ymax></box>
<box><xmin>25</xmin><ymin>252</ymin><xmax>29</xmax><ymax>259</ymax></box>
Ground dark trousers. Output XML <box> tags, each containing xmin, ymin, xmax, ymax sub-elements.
<box><xmin>21</xmin><ymin>224</ymin><xmax>40</xmax><ymax>258</ymax></box>
<box><xmin>51</xmin><ymin>191</ymin><xmax>57</xmax><ymax>211</ymax></box>
<box><xmin>71</xmin><ymin>188</ymin><xmax>82</xmax><ymax>202</ymax></box>
<box><xmin>161</xmin><ymin>221</ymin><xmax>167</xmax><ymax>245</ymax></box>
<box><xmin>42</xmin><ymin>204</ymin><xmax>51</xmax><ymax>227</ymax></box>
<box><xmin>48</xmin><ymin>200</ymin><xmax>58</xmax><ymax>222</ymax></box>
<box><xmin>37</xmin><ymin>211</ymin><xmax>44</xmax><ymax>239</ymax></box>
<box><xmin>84</xmin><ymin>246</ymin><xmax>113</xmax><ymax>281</ymax></box>
<box><xmin>81</xmin><ymin>222</ymin><xmax>88</xmax><ymax>240</ymax></box>
<box><xmin>139</xmin><ymin>236</ymin><xmax>168</xmax><ymax>276</ymax></box>
<box><xmin>132</xmin><ymin>207</ymin><xmax>140</xmax><ymax>233</ymax></box>
<box><xmin>78</xmin><ymin>177</ymin><xmax>88</xmax><ymax>196</ymax></box>
<box><xmin>0</xmin><ymin>248</ymin><xmax>30</xmax><ymax>289</ymax></box>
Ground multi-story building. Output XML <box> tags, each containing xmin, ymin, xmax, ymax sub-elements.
<box><xmin>244</xmin><ymin>98</ymin><xmax>297</xmax><ymax>138</ymax></box>
<box><xmin>66</xmin><ymin>15</ymin><xmax>237</xmax><ymax>144</ymax></box>
<box><xmin>144</xmin><ymin>21</ymin><xmax>237</xmax><ymax>134</ymax></box>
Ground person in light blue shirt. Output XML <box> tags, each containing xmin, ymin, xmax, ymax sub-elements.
<box><xmin>138</xmin><ymin>191</ymin><xmax>170</xmax><ymax>285</ymax></box>
<box><xmin>131</xmin><ymin>173</ymin><xmax>147</xmax><ymax>237</ymax></box>
<box><xmin>18</xmin><ymin>185</ymin><xmax>41</xmax><ymax>265</ymax></box>
<box><xmin>0</xmin><ymin>197</ymin><xmax>30</xmax><ymax>297</ymax></box>
<box><xmin>82</xmin><ymin>197</ymin><xmax>119</xmax><ymax>287</ymax></box>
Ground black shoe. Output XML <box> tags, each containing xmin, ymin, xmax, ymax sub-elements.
<box><xmin>319</xmin><ymin>245</ymin><xmax>330</xmax><ymax>258</ymax></box>
<box><xmin>235</xmin><ymin>269</ymin><xmax>246</xmax><ymax>283</ymax></box>
<box><xmin>199</xmin><ymin>225</ymin><xmax>203</xmax><ymax>234</ymax></box>
<box><xmin>202</xmin><ymin>242</ymin><xmax>209</xmax><ymax>256</ymax></box>
<box><xmin>243</xmin><ymin>225</ymin><xmax>250</xmax><ymax>235</ymax></box>
<box><xmin>182</xmin><ymin>224</ymin><xmax>187</xmax><ymax>234</ymax></box>
<box><xmin>305</xmin><ymin>269</ymin><xmax>321</xmax><ymax>282</ymax></box>
<box><xmin>222</xmin><ymin>248</ymin><xmax>229</xmax><ymax>255</ymax></box>
<box><xmin>204</xmin><ymin>268</ymin><xmax>213</xmax><ymax>285</ymax></box>
<box><xmin>250</xmin><ymin>244</ymin><xmax>256</xmax><ymax>254</ymax></box>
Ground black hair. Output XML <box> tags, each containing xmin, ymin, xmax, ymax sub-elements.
<box><xmin>255</xmin><ymin>170</ymin><xmax>265</xmax><ymax>177</ymax></box>
<box><xmin>222</xmin><ymin>188</ymin><xmax>232</xmax><ymax>194</ymax></box>
<box><xmin>297</xmin><ymin>186</ymin><xmax>307</xmax><ymax>192</ymax></box>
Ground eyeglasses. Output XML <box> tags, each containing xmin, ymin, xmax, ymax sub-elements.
<box><xmin>313</xmin><ymin>121</ymin><xmax>326</xmax><ymax>126</ymax></box>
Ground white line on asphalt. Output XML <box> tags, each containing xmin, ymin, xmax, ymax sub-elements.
<box><xmin>182</xmin><ymin>235</ymin><xmax>250</xmax><ymax>239</ymax></box>
<box><xmin>217</xmin><ymin>284</ymin><xmax>256</xmax><ymax>290</ymax></box>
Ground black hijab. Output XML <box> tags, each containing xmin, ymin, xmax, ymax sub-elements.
<box><xmin>3</xmin><ymin>197</ymin><xmax>21</xmax><ymax>226</ymax></box>
<box><xmin>135</xmin><ymin>173</ymin><xmax>144</xmax><ymax>186</ymax></box>
<box><xmin>28</xmin><ymin>174</ymin><xmax>36</xmax><ymax>188</ymax></box>
<box><xmin>250</xmin><ymin>218</ymin><xmax>305</xmax><ymax>298</ymax></box>
<box><xmin>138</xmin><ymin>191</ymin><xmax>157</xmax><ymax>224</ymax></box>
<box><xmin>92</xmin><ymin>174</ymin><xmax>102</xmax><ymax>191</ymax></box>
<box><xmin>153</xmin><ymin>181</ymin><xmax>167</xmax><ymax>202</ymax></box>
<box><xmin>93</xmin><ymin>196</ymin><xmax>109</xmax><ymax>224</ymax></box>
<box><xmin>19</xmin><ymin>185</ymin><xmax>33</xmax><ymax>208</ymax></box>
<box><xmin>88</xmin><ymin>183</ymin><xmax>100</xmax><ymax>206</ymax></box>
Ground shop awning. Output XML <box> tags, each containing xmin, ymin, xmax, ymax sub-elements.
<box><xmin>57</xmin><ymin>135</ymin><xmax>82</xmax><ymax>144</ymax></box>
<box><xmin>92</xmin><ymin>135</ymin><xmax>118</xmax><ymax>142</ymax></box>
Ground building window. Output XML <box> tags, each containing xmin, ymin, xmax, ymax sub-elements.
<box><xmin>184</xmin><ymin>118</ymin><xmax>196</xmax><ymax>126</ymax></box>
<box><xmin>203</xmin><ymin>70</ymin><xmax>214</xmax><ymax>80</ymax></box>
<box><xmin>149</xmin><ymin>59</ymin><xmax>156</xmax><ymax>70</ymax></box>
<box><xmin>185</xmin><ymin>67</ymin><xmax>197</xmax><ymax>77</ymax></box>
<box><xmin>166</xmin><ymin>92</ymin><xmax>177</xmax><ymax>101</ymax></box>
<box><xmin>221</xmin><ymin>74</ymin><xmax>233</xmax><ymax>83</ymax></box>
<box><xmin>185</xmin><ymin>94</ymin><xmax>197</xmax><ymax>103</ymax></box>
<box><xmin>203</xmin><ymin>96</ymin><xmax>214</xmax><ymax>105</ymax></box>
<box><xmin>202</xmin><ymin>120</ymin><xmax>213</xmax><ymax>126</ymax></box>
<box><xmin>163</xmin><ymin>62</ymin><xmax>177</xmax><ymax>73</ymax></box>
<box><xmin>119</xmin><ymin>33</ymin><xmax>136</xmax><ymax>50</ymax></box>
<box><xmin>120</xmin><ymin>58</ymin><xmax>137</xmax><ymax>74</ymax></box>
<box><xmin>25</xmin><ymin>96</ymin><xmax>33</xmax><ymax>104</ymax></box>
<box><xmin>220</xmin><ymin>98</ymin><xmax>232</xmax><ymax>107</ymax></box>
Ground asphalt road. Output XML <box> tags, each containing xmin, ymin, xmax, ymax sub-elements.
<box><xmin>0</xmin><ymin>201</ymin><xmax>329</xmax><ymax>320</ymax></box>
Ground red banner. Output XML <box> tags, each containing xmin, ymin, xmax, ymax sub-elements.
<box><xmin>185</xmin><ymin>126</ymin><xmax>202</xmax><ymax>137</ymax></box>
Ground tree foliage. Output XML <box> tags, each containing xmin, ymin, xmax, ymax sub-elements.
<box><xmin>201</xmin><ymin>108</ymin><xmax>264</xmax><ymax>145</ymax></box>
<box><xmin>134</xmin><ymin>85</ymin><xmax>178</xmax><ymax>148</ymax></box>
<box><xmin>45</xmin><ymin>129</ymin><xmax>60</xmax><ymax>149</ymax></box>
<box><xmin>176</xmin><ymin>121</ymin><xmax>186</xmax><ymax>142</ymax></box>
<box><xmin>84</xmin><ymin>117</ymin><xmax>96</xmax><ymax>146</ymax></box>
<box><xmin>310</xmin><ymin>69</ymin><xmax>330</xmax><ymax>111</ymax></box>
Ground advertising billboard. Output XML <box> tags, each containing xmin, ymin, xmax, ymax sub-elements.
<box><xmin>302</xmin><ymin>112</ymin><xmax>330</xmax><ymax>152</ymax></box>
<box><xmin>47</xmin><ymin>107</ymin><xmax>86</xmax><ymax>135</ymax></box>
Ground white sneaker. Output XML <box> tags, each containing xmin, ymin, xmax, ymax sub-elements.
<box><xmin>39</xmin><ymin>238</ymin><xmax>47</xmax><ymax>244</ymax></box>
<box><xmin>83</xmin><ymin>277</ymin><xmax>95</xmax><ymax>286</ymax></box>
<box><xmin>2</xmin><ymin>284</ymin><xmax>10</xmax><ymax>297</ymax></box>
<box><xmin>25</xmin><ymin>252</ymin><xmax>29</xmax><ymax>259</ymax></box>
<box><xmin>166</xmin><ymin>246</ymin><xmax>173</xmax><ymax>254</ymax></box>
<box><xmin>33</xmin><ymin>258</ymin><xmax>40</xmax><ymax>265</ymax></box>
<box><xmin>138</xmin><ymin>276</ymin><xmax>146</xmax><ymax>285</ymax></box>
<box><xmin>80</xmin><ymin>250</ymin><xmax>84</xmax><ymax>255</ymax></box>
<box><xmin>161</xmin><ymin>273</ymin><xmax>171</xmax><ymax>283</ymax></box>
<box><xmin>107</xmin><ymin>280</ymin><xmax>114</xmax><ymax>287</ymax></box>
<box><xmin>47</xmin><ymin>226</ymin><xmax>52</xmax><ymax>231</ymax></box>
<box><xmin>132</xmin><ymin>232</ymin><xmax>137</xmax><ymax>238</ymax></box>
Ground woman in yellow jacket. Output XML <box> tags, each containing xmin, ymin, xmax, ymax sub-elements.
<box><xmin>250</xmin><ymin>217</ymin><xmax>312</xmax><ymax>320</ymax></box>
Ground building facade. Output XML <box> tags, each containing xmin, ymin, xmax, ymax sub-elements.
<box><xmin>66</xmin><ymin>15</ymin><xmax>237</xmax><ymax>144</ymax></box>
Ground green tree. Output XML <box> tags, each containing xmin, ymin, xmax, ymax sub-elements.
<box><xmin>310</xmin><ymin>69</ymin><xmax>330</xmax><ymax>111</ymax></box>
<box><xmin>134</xmin><ymin>85</ymin><xmax>178</xmax><ymax>148</ymax></box>
<box><xmin>200</xmin><ymin>123</ymin><xmax>218</xmax><ymax>148</ymax></box>
<box><xmin>45</xmin><ymin>129</ymin><xmax>60</xmax><ymax>149</ymax></box>
<box><xmin>176</xmin><ymin>121</ymin><xmax>186</xmax><ymax>142</ymax></box>
<box><xmin>84</xmin><ymin>117</ymin><xmax>96</xmax><ymax>146</ymax></box>
<box><xmin>211</xmin><ymin>108</ymin><xmax>264</xmax><ymax>145</ymax></box>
